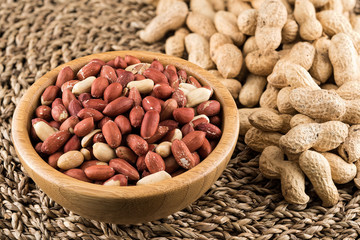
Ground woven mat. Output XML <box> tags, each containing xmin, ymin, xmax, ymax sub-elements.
<box><xmin>1</xmin><ymin>0</ymin><xmax>360</xmax><ymax>239</ymax></box>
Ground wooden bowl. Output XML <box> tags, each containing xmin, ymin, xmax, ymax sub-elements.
<box><xmin>12</xmin><ymin>51</ymin><xmax>239</xmax><ymax>224</ymax></box>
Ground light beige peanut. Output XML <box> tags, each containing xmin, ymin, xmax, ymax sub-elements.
<box><xmin>237</xmin><ymin>9</ymin><xmax>257</xmax><ymax>36</ymax></box>
<box><xmin>336</xmin><ymin>81</ymin><xmax>360</xmax><ymax>100</ymax></box>
<box><xmin>239</xmin><ymin>74</ymin><xmax>267</xmax><ymax>107</ymax></box>
<box><xmin>186</xmin><ymin>12</ymin><xmax>217</xmax><ymax>39</ymax></box>
<box><xmin>81</xmin><ymin>129</ymin><xmax>101</xmax><ymax>147</ymax></box>
<box><xmin>341</xmin><ymin>0</ymin><xmax>356</xmax><ymax>12</ymax></box>
<box><xmin>338</xmin><ymin>125</ymin><xmax>360</xmax><ymax>163</ymax></box>
<box><xmin>284</xmin><ymin>41</ymin><xmax>316</xmax><ymax>70</ymax></box>
<box><xmin>323</xmin><ymin>0</ymin><xmax>343</xmax><ymax>14</ymax></box>
<box><xmin>209</xmin><ymin>69</ymin><xmax>241</xmax><ymax>99</ymax></box>
<box><xmin>309</xmin><ymin>0</ymin><xmax>329</xmax><ymax>8</ymax></box>
<box><xmin>341</xmin><ymin>99</ymin><xmax>360</xmax><ymax>124</ymax></box>
<box><xmin>242</xmin><ymin>36</ymin><xmax>259</xmax><ymax>56</ymax></box>
<box><xmin>350</xmin><ymin>13</ymin><xmax>360</xmax><ymax>34</ymax></box>
<box><xmin>259</xmin><ymin>84</ymin><xmax>279</xmax><ymax>110</ymax></box>
<box><xmin>127</xmin><ymin>79</ymin><xmax>154</xmax><ymax>94</ymax></box>
<box><xmin>281</xmin><ymin>18</ymin><xmax>298</xmax><ymax>44</ymax></box>
<box><xmin>321</xmin><ymin>152</ymin><xmax>356</xmax><ymax>184</ymax></box>
<box><xmin>93</xmin><ymin>142</ymin><xmax>116</xmax><ymax>162</ymax></box>
<box><xmin>165</xmin><ymin>28</ymin><xmax>189</xmax><ymax>58</ymax></box>
<box><xmin>259</xmin><ymin>146</ymin><xmax>309</xmax><ymax>204</ymax></box>
<box><xmin>185</xmin><ymin>33</ymin><xmax>214</xmax><ymax>69</ymax></box>
<box><xmin>279</xmin><ymin>121</ymin><xmax>348</xmax><ymax>154</ymax></box>
<box><xmin>72</xmin><ymin>76</ymin><xmax>96</xmax><ymax>95</ymax></box>
<box><xmin>245</xmin><ymin>0</ymin><xmax>265</xmax><ymax>9</ymax></box>
<box><xmin>214</xmin><ymin>11</ymin><xmax>245</xmax><ymax>46</ymax></box>
<box><xmin>277</xmin><ymin>87</ymin><xmax>297</xmax><ymax>115</ymax></box>
<box><xmin>125</xmin><ymin>63</ymin><xmax>150</xmax><ymax>75</ymax></box>
<box><xmin>156</xmin><ymin>0</ymin><xmax>185</xmax><ymax>15</ymax></box>
<box><xmin>227</xmin><ymin>0</ymin><xmax>252</xmax><ymax>16</ymax></box>
<box><xmin>245</xmin><ymin>127</ymin><xmax>283</xmax><ymax>152</ymax></box>
<box><xmin>245</xmin><ymin>49</ymin><xmax>280</xmax><ymax>76</ymax></box>
<box><xmin>283</xmin><ymin>62</ymin><xmax>319</xmax><ymax>89</ymax></box>
<box><xmin>238</xmin><ymin>108</ymin><xmax>260</xmax><ymax>136</ymax></box>
<box><xmin>190</xmin><ymin>0</ymin><xmax>215</xmax><ymax>20</ymax></box>
<box><xmin>186</xmin><ymin>87</ymin><xmax>212</xmax><ymax>107</ymax></box>
<box><xmin>293</xmin><ymin>0</ymin><xmax>322</xmax><ymax>41</ymax></box>
<box><xmin>328</xmin><ymin>33</ymin><xmax>360</xmax><ymax>87</ymax></box>
<box><xmin>289</xmin><ymin>87</ymin><xmax>346</xmax><ymax>121</ymax></box>
<box><xmin>136</xmin><ymin>170</ymin><xmax>172</xmax><ymax>185</ymax></box>
<box><xmin>179</xmin><ymin>83</ymin><xmax>197</xmax><ymax>95</ymax></box>
<box><xmin>33</xmin><ymin>121</ymin><xmax>57</xmax><ymax>142</ymax></box>
<box><xmin>279</xmin><ymin>114</ymin><xmax>292</xmax><ymax>134</ymax></box>
<box><xmin>299</xmin><ymin>150</ymin><xmax>339</xmax><ymax>207</ymax></box>
<box><xmin>290</xmin><ymin>114</ymin><xmax>316</xmax><ymax>128</ymax></box>
<box><xmin>57</xmin><ymin>150</ymin><xmax>84</xmax><ymax>170</ymax></box>
<box><xmin>209</xmin><ymin>33</ymin><xmax>233</xmax><ymax>57</ymax></box>
<box><xmin>155</xmin><ymin>141</ymin><xmax>172</xmax><ymax>158</ymax></box>
<box><xmin>140</xmin><ymin>1</ymin><xmax>188</xmax><ymax>43</ymax></box>
<box><xmin>80</xmin><ymin>148</ymin><xmax>91</xmax><ymax>161</ymax></box>
<box><xmin>255</xmin><ymin>0</ymin><xmax>287</xmax><ymax>50</ymax></box>
<box><xmin>309</xmin><ymin>37</ymin><xmax>333</xmax><ymax>84</ymax></box>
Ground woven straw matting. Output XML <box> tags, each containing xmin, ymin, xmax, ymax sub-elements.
<box><xmin>2</xmin><ymin>1</ymin><xmax>360</xmax><ymax>239</ymax></box>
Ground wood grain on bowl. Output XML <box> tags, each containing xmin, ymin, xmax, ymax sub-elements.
<box><xmin>12</xmin><ymin>51</ymin><xmax>239</xmax><ymax>224</ymax></box>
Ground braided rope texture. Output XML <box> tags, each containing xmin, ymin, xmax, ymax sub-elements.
<box><xmin>1</xmin><ymin>0</ymin><xmax>360</xmax><ymax>239</ymax></box>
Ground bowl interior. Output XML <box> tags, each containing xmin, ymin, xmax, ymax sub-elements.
<box><xmin>12</xmin><ymin>51</ymin><xmax>239</xmax><ymax>224</ymax></box>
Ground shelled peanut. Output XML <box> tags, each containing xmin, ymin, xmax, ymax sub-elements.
<box><xmin>142</xmin><ymin>0</ymin><xmax>360</xmax><ymax>206</ymax></box>
<box><xmin>31</xmin><ymin>55</ymin><xmax>223</xmax><ymax>186</ymax></box>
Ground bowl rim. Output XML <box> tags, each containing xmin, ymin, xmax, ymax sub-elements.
<box><xmin>12</xmin><ymin>50</ymin><xmax>239</xmax><ymax>201</ymax></box>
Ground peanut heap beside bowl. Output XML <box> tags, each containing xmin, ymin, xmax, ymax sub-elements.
<box><xmin>12</xmin><ymin>51</ymin><xmax>239</xmax><ymax>224</ymax></box>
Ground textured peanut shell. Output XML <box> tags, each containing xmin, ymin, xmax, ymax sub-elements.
<box><xmin>185</xmin><ymin>33</ymin><xmax>214</xmax><ymax>70</ymax></box>
<box><xmin>329</xmin><ymin>33</ymin><xmax>360</xmax><ymax>87</ymax></box>
<box><xmin>165</xmin><ymin>28</ymin><xmax>189</xmax><ymax>58</ymax></box>
<box><xmin>259</xmin><ymin>146</ymin><xmax>309</xmax><ymax>205</ymax></box>
<box><xmin>313</xmin><ymin>121</ymin><xmax>348</xmax><ymax>152</ymax></box>
<box><xmin>245</xmin><ymin>127</ymin><xmax>283</xmax><ymax>152</ymax></box>
<box><xmin>289</xmin><ymin>88</ymin><xmax>346</xmax><ymax>121</ymax></box>
<box><xmin>281</xmin><ymin>18</ymin><xmax>298</xmax><ymax>44</ymax></box>
<box><xmin>245</xmin><ymin>49</ymin><xmax>280</xmax><ymax>76</ymax></box>
<box><xmin>321</xmin><ymin>152</ymin><xmax>356</xmax><ymax>184</ymax></box>
<box><xmin>238</xmin><ymin>108</ymin><xmax>260</xmax><ymax>136</ymax></box>
<box><xmin>208</xmin><ymin>0</ymin><xmax>225</xmax><ymax>11</ymax></box>
<box><xmin>294</xmin><ymin>0</ymin><xmax>322</xmax><ymax>41</ymax></box>
<box><xmin>140</xmin><ymin>1</ymin><xmax>188</xmax><ymax>43</ymax></box>
<box><xmin>237</xmin><ymin>9</ymin><xmax>258</xmax><ymax>36</ymax></box>
<box><xmin>227</xmin><ymin>0</ymin><xmax>252</xmax><ymax>16</ymax></box>
<box><xmin>255</xmin><ymin>0</ymin><xmax>287</xmax><ymax>50</ymax></box>
<box><xmin>289</xmin><ymin>114</ymin><xmax>316</xmax><ymax>128</ymax></box>
<box><xmin>279</xmin><ymin>114</ymin><xmax>292</xmax><ymax>134</ymax></box>
<box><xmin>190</xmin><ymin>0</ymin><xmax>215</xmax><ymax>20</ymax></box>
<box><xmin>277</xmin><ymin>87</ymin><xmax>297</xmax><ymax>114</ymax></box>
<box><xmin>336</xmin><ymin>81</ymin><xmax>360</xmax><ymax>100</ymax></box>
<box><xmin>213</xmin><ymin>44</ymin><xmax>243</xmax><ymax>79</ymax></box>
<box><xmin>341</xmin><ymin>0</ymin><xmax>356</xmax><ymax>12</ymax></box>
<box><xmin>309</xmin><ymin>37</ymin><xmax>332</xmax><ymax>84</ymax></box>
<box><xmin>338</xmin><ymin>125</ymin><xmax>360</xmax><ymax>163</ymax></box>
<box><xmin>242</xmin><ymin>36</ymin><xmax>259</xmax><ymax>56</ymax></box>
<box><xmin>341</xmin><ymin>99</ymin><xmax>360</xmax><ymax>125</ymax></box>
<box><xmin>284</xmin><ymin>63</ymin><xmax>319</xmax><ymax>90</ymax></box>
<box><xmin>259</xmin><ymin>84</ymin><xmax>279</xmax><ymax>110</ymax></box>
<box><xmin>323</xmin><ymin>0</ymin><xmax>343</xmax><ymax>14</ymax></box>
<box><xmin>309</xmin><ymin>0</ymin><xmax>329</xmax><ymax>8</ymax></box>
<box><xmin>239</xmin><ymin>74</ymin><xmax>267</xmax><ymax>107</ymax></box>
<box><xmin>156</xmin><ymin>0</ymin><xmax>185</xmax><ymax>15</ymax></box>
<box><xmin>248</xmin><ymin>108</ymin><xmax>283</xmax><ymax>132</ymax></box>
<box><xmin>214</xmin><ymin>11</ymin><xmax>245</xmax><ymax>46</ymax></box>
<box><xmin>186</xmin><ymin>12</ymin><xmax>217</xmax><ymax>40</ymax></box>
<box><xmin>317</xmin><ymin>10</ymin><xmax>352</xmax><ymax>37</ymax></box>
<box><xmin>279</xmin><ymin>123</ymin><xmax>321</xmax><ymax>154</ymax></box>
<box><xmin>221</xmin><ymin>79</ymin><xmax>242</xmax><ymax>99</ymax></box>
<box><xmin>209</xmin><ymin>33</ymin><xmax>233</xmax><ymax>58</ymax></box>
<box><xmin>286</xmin><ymin>42</ymin><xmax>316</xmax><ymax>71</ymax></box>
<box><xmin>299</xmin><ymin>150</ymin><xmax>339</xmax><ymax>207</ymax></box>
<box><xmin>350</xmin><ymin>13</ymin><xmax>360</xmax><ymax>34</ymax></box>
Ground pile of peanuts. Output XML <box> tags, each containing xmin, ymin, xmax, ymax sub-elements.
<box><xmin>31</xmin><ymin>55</ymin><xmax>222</xmax><ymax>186</ymax></box>
<box><xmin>142</xmin><ymin>0</ymin><xmax>360</xmax><ymax>206</ymax></box>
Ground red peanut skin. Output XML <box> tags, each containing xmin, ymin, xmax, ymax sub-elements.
<box><xmin>91</xmin><ymin>77</ymin><xmax>109</xmax><ymax>98</ymax></box>
<box><xmin>126</xmin><ymin>134</ymin><xmax>149</xmax><ymax>156</ymax></box>
<box><xmin>142</xmin><ymin>96</ymin><xmax>162</xmax><ymax>113</ymax></box>
<box><xmin>103</xmin><ymin>174</ymin><xmax>128</xmax><ymax>186</ymax></box>
<box><xmin>116</xmin><ymin>71</ymin><xmax>135</xmax><ymax>88</ymax></box>
<box><xmin>41</xmin><ymin>130</ymin><xmax>71</xmax><ymax>155</ymax></box>
<box><xmin>143</xmin><ymin>68</ymin><xmax>168</xmax><ymax>84</ymax></box>
<box><xmin>195</xmin><ymin>122</ymin><xmax>222</xmax><ymax>140</ymax></box>
<box><xmin>145</xmin><ymin>151</ymin><xmax>165</xmax><ymax>173</ymax></box>
<box><xmin>115</xmin><ymin>146</ymin><xmax>137</xmax><ymax>164</ymax></box>
<box><xmin>129</xmin><ymin>106</ymin><xmax>145</xmax><ymax>128</ymax></box>
<box><xmin>64</xmin><ymin>169</ymin><xmax>92</xmax><ymax>183</ymax></box>
<box><xmin>102</xmin><ymin>120</ymin><xmax>122</xmax><ymax>148</ymax></box>
<box><xmin>77</xmin><ymin>108</ymin><xmax>104</xmax><ymax>121</ymax></box>
<box><xmin>128</xmin><ymin>87</ymin><xmax>142</xmax><ymax>106</ymax></box>
<box><xmin>80</xmin><ymin>160</ymin><xmax>108</xmax><ymax>171</ymax></box>
<box><xmin>82</xmin><ymin>99</ymin><xmax>107</xmax><ymax>112</ymax></box>
<box><xmin>103</xmin><ymin>82</ymin><xmax>123</xmax><ymax>103</ymax></box>
<box><xmin>56</xmin><ymin>66</ymin><xmax>74</xmax><ymax>88</ymax></box>
<box><xmin>146</xmin><ymin>126</ymin><xmax>169</xmax><ymax>144</ymax></box>
<box><xmin>173</xmin><ymin>108</ymin><xmax>195</xmax><ymax>124</ymax></box>
<box><xmin>171</xmin><ymin>139</ymin><xmax>196</xmax><ymax>169</ymax></box>
<box><xmin>48</xmin><ymin>152</ymin><xmax>63</xmax><ymax>169</ymax></box>
<box><xmin>136</xmin><ymin>155</ymin><xmax>147</xmax><ymax>172</ymax></box>
<box><xmin>63</xmin><ymin>135</ymin><xmax>81</xmax><ymax>152</ymax></box>
<box><xmin>141</xmin><ymin>110</ymin><xmax>160</xmax><ymax>139</ymax></box>
<box><xmin>114</xmin><ymin>115</ymin><xmax>132</xmax><ymax>135</ymax></box>
<box><xmin>109</xmin><ymin>158</ymin><xmax>140</xmax><ymax>181</ymax></box>
<box><xmin>84</xmin><ymin>165</ymin><xmax>115</xmax><ymax>181</ymax></box>
<box><xmin>197</xmin><ymin>100</ymin><xmax>221</xmax><ymax>117</ymax></box>
<box><xmin>68</xmin><ymin>99</ymin><xmax>83</xmax><ymax>117</ymax></box>
<box><xmin>77</xmin><ymin>62</ymin><xmax>101</xmax><ymax>80</ymax></box>
<box><xmin>114</xmin><ymin>56</ymin><xmax>127</xmax><ymax>69</ymax></box>
<box><xmin>74</xmin><ymin>117</ymin><xmax>94</xmax><ymax>137</ymax></box>
<box><xmin>125</xmin><ymin>55</ymin><xmax>141</xmax><ymax>65</ymax></box>
<box><xmin>103</xmin><ymin>97</ymin><xmax>134</xmax><ymax>117</ymax></box>
<box><xmin>100</xmin><ymin>65</ymin><xmax>117</xmax><ymax>83</ymax></box>
<box><xmin>35</xmin><ymin>105</ymin><xmax>52</xmax><ymax>121</ymax></box>
<box><xmin>182</xmin><ymin>131</ymin><xmax>206</xmax><ymax>152</ymax></box>
<box><xmin>78</xmin><ymin>93</ymin><xmax>91</xmax><ymax>103</ymax></box>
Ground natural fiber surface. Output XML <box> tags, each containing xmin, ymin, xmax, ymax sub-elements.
<box><xmin>2</xmin><ymin>0</ymin><xmax>360</xmax><ymax>239</ymax></box>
